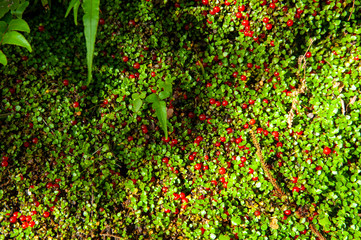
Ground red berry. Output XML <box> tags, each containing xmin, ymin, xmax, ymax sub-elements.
<box><xmin>222</xmin><ymin>100</ymin><xmax>228</xmax><ymax>106</ymax></box>
<box><xmin>242</xmin><ymin>20</ymin><xmax>249</xmax><ymax>26</ymax></box>
<box><xmin>20</xmin><ymin>215</ymin><xmax>26</xmax><ymax>221</ymax></box>
<box><xmin>195</xmin><ymin>163</ymin><xmax>202</xmax><ymax>170</ymax></box>
<box><xmin>266</xmin><ymin>23</ymin><xmax>273</xmax><ymax>30</ymax></box>
<box><xmin>32</xmin><ymin>137</ymin><xmax>38</xmax><ymax>144</ymax></box>
<box><xmin>38</xmin><ymin>26</ymin><xmax>45</xmax><ymax>32</ymax></box>
<box><xmin>219</xmin><ymin>167</ymin><xmax>226</xmax><ymax>174</ymax></box>
<box><xmin>323</xmin><ymin>147</ymin><xmax>331</xmax><ymax>155</ymax></box>
<box><xmin>241</xmin><ymin>75</ymin><xmax>247</xmax><ymax>81</ymax></box>
<box><xmin>287</xmin><ymin>19</ymin><xmax>294</xmax><ymax>27</ymax></box>
<box><xmin>162</xmin><ymin>157</ymin><xmax>169</xmax><ymax>164</ymax></box>
<box><xmin>133</xmin><ymin>62</ymin><xmax>140</xmax><ymax>69</ymax></box>
<box><xmin>202</xmin><ymin>0</ymin><xmax>208</xmax><ymax>5</ymax></box>
<box><xmin>239</xmin><ymin>5</ymin><xmax>245</xmax><ymax>11</ymax></box>
<box><xmin>99</xmin><ymin>18</ymin><xmax>105</xmax><ymax>25</ymax></box>
<box><xmin>1</xmin><ymin>161</ymin><xmax>8</xmax><ymax>167</ymax></box>
<box><xmin>63</xmin><ymin>79</ymin><xmax>69</xmax><ymax>86</ymax></box>
<box><xmin>236</xmin><ymin>12</ymin><xmax>243</xmax><ymax>19</ymax></box>
<box><xmin>254</xmin><ymin>210</ymin><xmax>261</xmax><ymax>216</ymax></box>
<box><xmin>249</xmin><ymin>119</ymin><xmax>256</xmax><ymax>125</ymax></box>
<box><xmin>73</xmin><ymin>102</ymin><xmax>79</xmax><ymax>108</ymax></box>
<box><xmin>22</xmin><ymin>222</ymin><xmax>29</xmax><ymax>229</ymax></box>
<box><xmin>199</xmin><ymin>114</ymin><xmax>206</xmax><ymax>121</ymax></box>
<box><xmin>10</xmin><ymin>216</ymin><xmax>17</xmax><ymax>223</ymax></box>
<box><xmin>284</xmin><ymin>210</ymin><xmax>291</xmax><ymax>216</ymax></box>
<box><xmin>292</xmin><ymin>186</ymin><xmax>300</xmax><ymax>193</ymax></box>
<box><xmin>29</xmin><ymin>221</ymin><xmax>35</xmax><ymax>227</ymax></box>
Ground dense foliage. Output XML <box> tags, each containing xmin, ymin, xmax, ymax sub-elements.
<box><xmin>1</xmin><ymin>0</ymin><xmax>361</xmax><ymax>239</ymax></box>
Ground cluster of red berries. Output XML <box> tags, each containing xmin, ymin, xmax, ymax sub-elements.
<box><xmin>8</xmin><ymin>211</ymin><xmax>38</xmax><ymax>229</ymax></box>
<box><xmin>1</xmin><ymin>156</ymin><xmax>9</xmax><ymax>167</ymax></box>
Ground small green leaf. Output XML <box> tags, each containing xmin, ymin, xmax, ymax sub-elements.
<box><xmin>0</xmin><ymin>50</ymin><xmax>7</xmax><ymax>65</ymax></box>
<box><xmin>8</xmin><ymin>19</ymin><xmax>30</xmax><ymax>33</ymax></box>
<box><xmin>2</xmin><ymin>31</ymin><xmax>32</xmax><ymax>52</ymax></box>
<box><xmin>73</xmin><ymin>1</ymin><xmax>80</xmax><ymax>25</ymax></box>
<box><xmin>65</xmin><ymin>0</ymin><xmax>80</xmax><ymax>21</ymax></box>
<box><xmin>219</xmin><ymin>234</ymin><xmax>231</xmax><ymax>240</ymax></box>
<box><xmin>133</xmin><ymin>98</ymin><xmax>143</xmax><ymax>113</ymax></box>
<box><xmin>139</xmin><ymin>91</ymin><xmax>146</xmax><ymax>99</ymax></box>
<box><xmin>0</xmin><ymin>21</ymin><xmax>7</xmax><ymax>34</ymax></box>
<box><xmin>132</xmin><ymin>93</ymin><xmax>140</xmax><ymax>99</ymax></box>
<box><xmin>231</xmin><ymin>216</ymin><xmax>241</xmax><ymax>225</ymax></box>
<box><xmin>11</xmin><ymin>1</ymin><xmax>29</xmax><ymax>19</ymax></box>
<box><xmin>159</xmin><ymin>91</ymin><xmax>170</xmax><ymax>100</ymax></box>
<box><xmin>152</xmin><ymin>99</ymin><xmax>168</xmax><ymax>138</ymax></box>
<box><xmin>145</xmin><ymin>93</ymin><xmax>158</xmax><ymax>103</ymax></box>
<box><xmin>41</xmin><ymin>0</ymin><xmax>49</xmax><ymax>7</ymax></box>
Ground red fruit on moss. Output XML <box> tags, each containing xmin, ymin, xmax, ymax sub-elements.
<box><xmin>219</xmin><ymin>167</ymin><xmax>226</xmax><ymax>174</ymax></box>
<box><xmin>22</xmin><ymin>222</ymin><xmax>28</xmax><ymax>229</ymax></box>
<box><xmin>43</xmin><ymin>211</ymin><xmax>50</xmax><ymax>218</ymax></box>
<box><xmin>133</xmin><ymin>62</ymin><xmax>140</xmax><ymax>69</ymax></box>
<box><xmin>10</xmin><ymin>216</ymin><xmax>17</xmax><ymax>223</ymax></box>
<box><xmin>292</xmin><ymin>186</ymin><xmax>300</xmax><ymax>193</ymax></box>
<box><xmin>323</xmin><ymin>147</ymin><xmax>331</xmax><ymax>155</ymax></box>
<box><xmin>122</xmin><ymin>56</ymin><xmax>129</xmax><ymax>62</ymax></box>
<box><xmin>63</xmin><ymin>79</ymin><xmax>69</xmax><ymax>86</ymax></box>
<box><xmin>254</xmin><ymin>210</ymin><xmax>261</xmax><ymax>216</ymax></box>
<box><xmin>287</xmin><ymin>19</ymin><xmax>294</xmax><ymax>26</ymax></box>
<box><xmin>195</xmin><ymin>163</ymin><xmax>202</xmax><ymax>170</ymax></box>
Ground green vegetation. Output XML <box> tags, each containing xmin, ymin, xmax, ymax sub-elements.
<box><xmin>1</xmin><ymin>0</ymin><xmax>361</xmax><ymax>239</ymax></box>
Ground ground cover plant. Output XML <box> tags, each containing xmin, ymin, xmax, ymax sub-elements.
<box><xmin>1</xmin><ymin>0</ymin><xmax>361</xmax><ymax>239</ymax></box>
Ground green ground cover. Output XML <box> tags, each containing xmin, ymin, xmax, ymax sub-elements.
<box><xmin>1</xmin><ymin>0</ymin><xmax>361</xmax><ymax>239</ymax></box>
